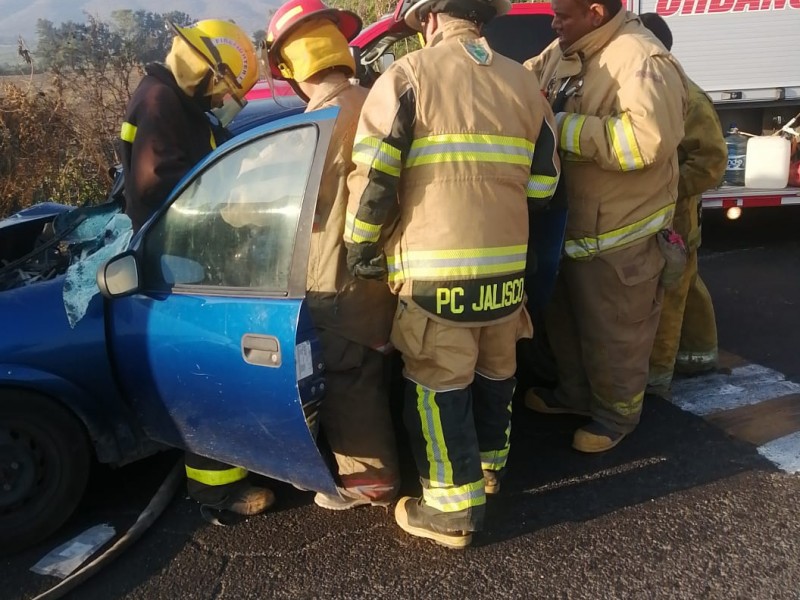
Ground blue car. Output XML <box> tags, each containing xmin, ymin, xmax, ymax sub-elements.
<box><xmin>0</xmin><ymin>102</ymin><xmax>340</xmax><ymax>552</ymax></box>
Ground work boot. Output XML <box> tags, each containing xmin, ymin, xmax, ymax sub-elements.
<box><xmin>208</xmin><ymin>482</ymin><xmax>276</xmax><ymax>516</ymax></box>
<box><xmin>524</xmin><ymin>387</ymin><xmax>591</xmax><ymax>417</ymax></box>
<box><xmin>394</xmin><ymin>497</ymin><xmax>472</xmax><ymax>550</ymax></box>
<box><xmin>313</xmin><ymin>489</ymin><xmax>373</xmax><ymax>511</ymax></box>
<box><xmin>572</xmin><ymin>421</ymin><xmax>626</xmax><ymax>453</ymax></box>
<box><xmin>482</xmin><ymin>469</ymin><xmax>502</xmax><ymax>495</ymax></box>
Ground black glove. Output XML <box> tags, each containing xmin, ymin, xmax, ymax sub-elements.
<box><xmin>346</xmin><ymin>242</ymin><xmax>387</xmax><ymax>280</ymax></box>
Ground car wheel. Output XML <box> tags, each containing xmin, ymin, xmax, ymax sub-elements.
<box><xmin>0</xmin><ymin>390</ymin><xmax>91</xmax><ymax>555</ymax></box>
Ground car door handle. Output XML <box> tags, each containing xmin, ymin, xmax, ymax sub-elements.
<box><xmin>241</xmin><ymin>334</ymin><xmax>282</xmax><ymax>368</ymax></box>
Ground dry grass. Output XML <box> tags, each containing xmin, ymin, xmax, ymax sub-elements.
<box><xmin>0</xmin><ymin>70</ymin><xmax>136</xmax><ymax>219</ymax></box>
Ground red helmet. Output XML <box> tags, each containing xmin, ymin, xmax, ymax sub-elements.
<box><xmin>264</xmin><ymin>0</ymin><xmax>362</xmax><ymax>80</ymax></box>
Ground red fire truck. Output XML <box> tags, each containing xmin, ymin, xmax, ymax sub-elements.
<box><xmin>638</xmin><ymin>0</ymin><xmax>800</xmax><ymax>218</ymax></box>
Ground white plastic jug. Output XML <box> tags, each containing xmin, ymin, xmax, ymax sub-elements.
<box><xmin>744</xmin><ymin>136</ymin><xmax>790</xmax><ymax>189</ymax></box>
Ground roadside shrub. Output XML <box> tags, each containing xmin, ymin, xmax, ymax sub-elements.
<box><xmin>0</xmin><ymin>10</ymin><xmax>193</xmax><ymax>220</ymax></box>
<box><xmin>0</xmin><ymin>80</ymin><xmax>112</xmax><ymax>219</ymax></box>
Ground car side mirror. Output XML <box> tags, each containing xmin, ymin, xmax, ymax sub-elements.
<box><xmin>97</xmin><ymin>252</ymin><xmax>140</xmax><ymax>298</ymax></box>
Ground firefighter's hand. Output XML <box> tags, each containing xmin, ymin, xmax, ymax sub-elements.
<box><xmin>346</xmin><ymin>242</ymin><xmax>387</xmax><ymax>280</ymax></box>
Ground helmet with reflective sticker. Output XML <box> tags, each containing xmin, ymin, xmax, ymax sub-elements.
<box><xmin>264</xmin><ymin>0</ymin><xmax>362</xmax><ymax>81</ymax></box>
<box><xmin>170</xmin><ymin>19</ymin><xmax>259</xmax><ymax>101</ymax></box>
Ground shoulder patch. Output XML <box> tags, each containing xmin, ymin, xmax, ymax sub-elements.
<box><xmin>460</xmin><ymin>38</ymin><xmax>493</xmax><ymax>66</ymax></box>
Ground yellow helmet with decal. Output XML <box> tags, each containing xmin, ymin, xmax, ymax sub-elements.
<box><xmin>169</xmin><ymin>19</ymin><xmax>258</xmax><ymax>103</ymax></box>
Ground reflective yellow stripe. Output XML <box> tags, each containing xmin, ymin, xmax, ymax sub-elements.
<box><xmin>479</xmin><ymin>399</ymin><xmax>512</xmax><ymax>470</ymax></box>
<box><xmin>185</xmin><ymin>465</ymin><xmax>247</xmax><ymax>486</ymax></box>
<box><xmin>344</xmin><ymin>211</ymin><xmax>382</xmax><ymax>244</ymax></box>
<box><xmin>527</xmin><ymin>173</ymin><xmax>559</xmax><ymax>199</ymax></box>
<box><xmin>407</xmin><ymin>133</ymin><xmax>534</xmax><ymax>167</ymax></box>
<box><xmin>648</xmin><ymin>371</ymin><xmax>672</xmax><ymax>388</ymax></box>
<box><xmin>412</xmin><ymin>133</ymin><xmax>534</xmax><ymax>151</ymax></box>
<box><xmin>120</xmin><ymin>121</ymin><xmax>137</xmax><ymax>143</ymax></box>
<box><xmin>564</xmin><ymin>204</ymin><xmax>674</xmax><ymax>259</ymax></box>
<box><xmin>423</xmin><ymin>479</ymin><xmax>486</xmax><ymax>512</ymax></box>
<box><xmin>387</xmin><ymin>245</ymin><xmax>527</xmax><ymax>283</ymax></box>
<box><xmin>417</xmin><ymin>385</ymin><xmax>453</xmax><ymax>485</ymax></box>
<box><xmin>353</xmin><ymin>136</ymin><xmax>402</xmax><ymax>177</ymax></box>
<box><xmin>607</xmin><ymin>114</ymin><xmax>644</xmax><ymax>171</ymax></box>
<box><xmin>210</xmin><ymin>128</ymin><xmax>217</xmax><ymax>150</ymax></box>
<box><xmin>387</xmin><ymin>259</ymin><xmax>405</xmax><ymax>284</ymax></box>
<box><xmin>611</xmin><ymin>391</ymin><xmax>644</xmax><ymax>416</ymax></box>
<box><xmin>558</xmin><ymin>113</ymin><xmax>585</xmax><ymax>155</ymax></box>
<box><xmin>480</xmin><ymin>448</ymin><xmax>509</xmax><ymax>471</ymax></box>
<box><xmin>676</xmin><ymin>348</ymin><xmax>718</xmax><ymax>367</ymax></box>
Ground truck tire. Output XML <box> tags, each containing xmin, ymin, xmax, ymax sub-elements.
<box><xmin>0</xmin><ymin>390</ymin><xmax>91</xmax><ymax>555</ymax></box>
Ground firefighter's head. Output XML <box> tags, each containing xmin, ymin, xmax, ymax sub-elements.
<box><xmin>264</xmin><ymin>0</ymin><xmax>362</xmax><ymax>101</ymax></box>
<box><xmin>403</xmin><ymin>0</ymin><xmax>510</xmax><ymax>38</ymax></box>
<box><xmin>550</xmin><ymin>0</ymin><xmax>621</xmax><ymax>51</ymax></box>
<box><xmin>166</xmin><ymin>19</ymin><xmax>258</xmax><ymax>123</ymax></box>
<box><xmin>639</xmin><ymin>12</ymin><xmax>673</xmax><ymax>51</ymax></box>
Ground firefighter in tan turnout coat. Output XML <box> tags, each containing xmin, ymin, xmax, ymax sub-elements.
<box><xmin>345</xmin><ymin>0</ymin><xmax>560</xmax><ymax>548</ymax></box>
<box><xmin>265</xmin><ymin>0</ymin><xmax>401</xmax><ymax>510</ymax></box>
<box><xmin>524</xmin><ymin>0</ymin><xmax>687</xmax><ymax>452</ymax></box>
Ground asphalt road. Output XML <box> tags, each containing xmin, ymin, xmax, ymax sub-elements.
<box><xmin>3</xmin><ymin>206</ymin><xmax>800</xmax><ymax>600</ymax></box>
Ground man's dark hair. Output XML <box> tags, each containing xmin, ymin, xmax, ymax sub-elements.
<box><xmin>639</xmin><ymin>12</ymin><xmax>673</xmax><ymax>50</ymax></box>
<box><xmin>581</xmin><ymin>0</ymin><xmax>623</xmax><ymax>18</ymax></box>
<box><xmin>419</xmin><ymin>0</ymin><xmax>497</xmax><ymax>26</ymax></box>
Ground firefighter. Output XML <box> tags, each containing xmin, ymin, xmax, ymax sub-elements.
<box><xmin>640</xmin><ymin>12</ymin><xmax>726</xmax><ymax>395</ymax></box>
<box><xmin>523</xmin><ymin>0</ymin><xmax>687</xmax><ymax>452</ymax></box>
<box><xmin>119</xmin><ymin>20</ymin><xmax>274</xmax><ymax>517</ymax></box>
<box><xmin>345</xmin><ymin>0</ymin><xmax>560</xmax><ymax>548</ymax></box>
<box><xmin>264</xmin><ymin>0</ymin><xmax>401</xmax><ymax>510</ymax></box>
<box><xmin>120</xmin><ymin>19</ymin><xmax>257</xmax><ymax>233</ymax></box>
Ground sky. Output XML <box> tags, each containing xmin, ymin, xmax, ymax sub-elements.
<box><xmin>0</xmin><ymin>0</ymin><xmax>281</xmax><ymax>45</ymax></box>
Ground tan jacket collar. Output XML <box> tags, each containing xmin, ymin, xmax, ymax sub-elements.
<box><xmin>306</xmin><ymin>76</ymin><xmax>353</xmax><ymax>112</ymax></box>
<box><xmin>564</xmin><ymin>8</ymin><xmax>627</xmax><ymax>61</ymax></box>
<box><xmin>428</xmin><ymin>20</ymin><xmax>481</xmax><ymax>48</ymax></box>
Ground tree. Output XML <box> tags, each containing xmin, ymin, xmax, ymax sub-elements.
<box><xmin>0</xmin><ymin>10</ymin><xmax>198</xmax><ymax>215</ymax></box>
<box><xmin>327</xmin><ymin>0</ymin><xmax>396</xmax><ymax>25</ymax></box>
<box><xmin>253</xmin><ymin>29</ymin><xmax>267</xmax><ymax>49</ymax></box>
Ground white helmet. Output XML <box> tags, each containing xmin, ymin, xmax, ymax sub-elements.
<box><xmin>402</xmin><ymin>0</ymin><xmax>511</xmax><ymax>32</ymax></box>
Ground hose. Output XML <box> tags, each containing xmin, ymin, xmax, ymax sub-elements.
<box><xmin>32</xmin><ymin>458</ymin><xmax>184</xmax><ymax>600</ymax></box>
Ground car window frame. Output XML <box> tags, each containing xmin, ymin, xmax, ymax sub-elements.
<box><xmin>134</xmin><ymin>112</ymin><xmax>337</xmax><ymax>301</ymax></box>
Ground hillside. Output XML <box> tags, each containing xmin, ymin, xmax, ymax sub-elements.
<box><xmin>0</xmin><ymin>0</ymin><xmax>281</xmax><ymax>45</ymax></box>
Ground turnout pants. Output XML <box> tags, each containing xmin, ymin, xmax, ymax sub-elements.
<box><xmin>676</xmin><ymin>275</ymin><xmax>718</xmax><ymax>374</ymax></box>
<box><xmin>391</xmin><ymin>299</ymin><xmax>532</xmax><ymax>532</ymax></box>
<box><xmin>317</xmin><ymin>329</ymin><xmax>400</xmax><ymax>502</ymax></box>
<box><xmin>649</xmin><ymin>252</ymin><xmax>718</xmax><ymax>390</ymax></box>
<box><xmin>649</xmin><ymin>248</ymin><xmax>698</xmax><ymax>395</ymax></box>
<box><xmin>649</xmin><ymin>196</ymin><xmax>717</xmax><ymax>393</ymax></box>
<box><xmin>185</xmin><ymin>453</ymin><xmax>249</xmax><ymax>505</ymax></box>
<box><xmin>546</xmin><ymin>237</ymin><xmax>664</xmax><ymax>434</ymax></box>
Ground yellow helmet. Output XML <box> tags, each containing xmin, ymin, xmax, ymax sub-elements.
<box><xmin>169</xmin><ymin>19</ymin><xmax>259</xmax><ymax>103</ymax></box>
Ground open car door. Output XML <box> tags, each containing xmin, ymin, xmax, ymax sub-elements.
<box><xmin>105</xmin><ymin>108</ymin><xmax>339</xmax><ymax>494</ymax></box>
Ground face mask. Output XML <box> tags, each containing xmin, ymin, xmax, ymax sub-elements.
<box><xmin>211</xmin><ymin>94</ymin><xmax>247</xmax><ymax>127</ymax></box>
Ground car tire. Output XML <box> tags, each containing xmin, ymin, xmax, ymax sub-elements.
<box><xmin>0</xmin><ymin>390</ymin><xmax>91</xmax><ymax>555</ymax></box>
